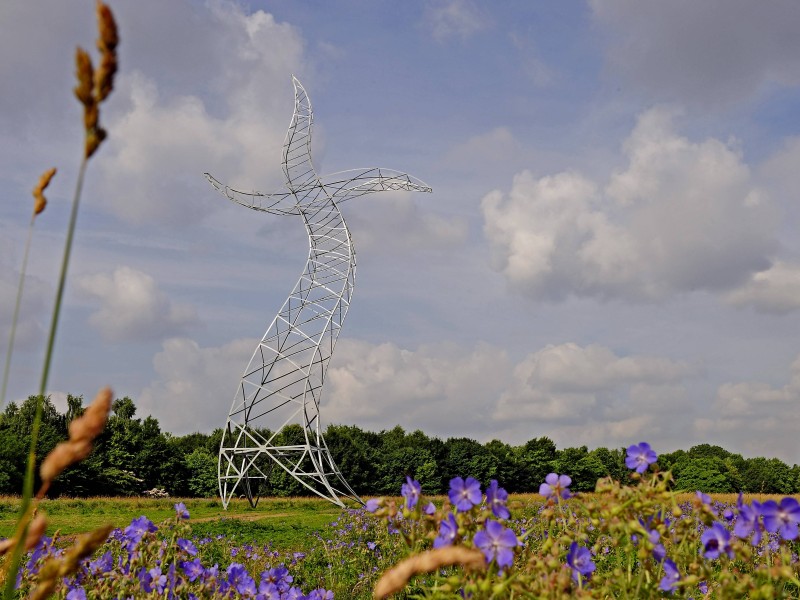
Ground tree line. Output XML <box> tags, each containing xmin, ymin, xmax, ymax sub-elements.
<box><xmin>1</xmin><ymin>394</ymin><xmax>799</xmax><ymax>498</ymax></box>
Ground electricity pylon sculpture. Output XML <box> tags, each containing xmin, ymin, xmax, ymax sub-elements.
<box><xmin>205</xmin><ymin>77</ymin><xmax>431</xmax><ymax>508</ymax></box>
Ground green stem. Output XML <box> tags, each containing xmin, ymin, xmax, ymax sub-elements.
<box><xmin>39</xmin><ymin>157</ymin><xmax>88</xmax><ymax>397</ymax></box>
<box><xmin>2</xmin><ymin>157</ymin><xmax>88</xmax><ymax>600</ymax></box>
<box><xmin>0</xmin><ymin>215</ymin><xmax>35</xmax><ymax>410</ymax></box>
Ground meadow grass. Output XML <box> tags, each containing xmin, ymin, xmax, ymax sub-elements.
<box><xmin>3</xmin><ymin>492</ymin><xmax>795</xmax><ymax>545</ymax></box>
<box><xmin>0</xmin><ymin>496</ymin><xmax>342</xmax><ymax>549</ymax></box>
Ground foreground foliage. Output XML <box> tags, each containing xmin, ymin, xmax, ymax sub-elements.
<box><xmin>3</xmin><ymin>444</ymin><xmax>799</xmax><ymax>599</ymax></box>
<box><xmin>368</xmin><ymin>443</ymin><xmax>800</xmax><ymax>599</ymax></box>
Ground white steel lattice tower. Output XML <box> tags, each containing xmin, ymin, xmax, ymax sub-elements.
<box><xmin>205</xmin><ymin>77</ymin><xmax>431</xmax><ymax>508</ymax></box>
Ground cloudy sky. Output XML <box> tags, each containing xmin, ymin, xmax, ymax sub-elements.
<box><xmin>2</xmin><ymin>0</ymin><xmax>800</xmax><ymax>462</ymax></box>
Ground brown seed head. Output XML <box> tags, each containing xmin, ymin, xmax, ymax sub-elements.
<box><xmin>40</xmin><ymin>438</ymin><xmax>93</xmax><ymax>489</ymax></box>
<box><xmin>73</xmin><ymin>47</ymin><xmax>95</xmax><ymax>108</ymax></box>
<box><xmin>94</xmin><ymin>2</ymin><xmax>118</xmax><ymax>102</ymax></box>
<box><xmin>29</xmin><ymin>577</ymin><xmax>58</xmax><ymax>600</ymax></box>
<box><xmin>38</xmin><ymin>387</ymin><xmax>111</xmax><ymax>496</ymax></box>
<box><xmin>85</xmin><ymin>127</ymin><xmax>107</xmax><ymax>159</ymax></box>
<box><xmin>94</xmin><ymin>51</ymin><xmax>117</xmax><ymax>102</ymax></box>
<box><xmin>373</xmin><ymin>546</ymin><xmax>485</xmax><ymax>599</ymax></box>
<box><xmin>0</xmin><ymin>512</ymin><xmax>49</xmax><ymax>556</ymax></box>
<box><xmin>32</xmin><ymin>167</ymin><xmax>56</xmax><ymax>216</ymax></box>
<box><xmin>96</xmin><ymin>1</ymin><xmax>118</xmax><ymax>53</ymax></box>
<box><xmin>69</xmin><ymin>386</ymin><xmax>112</xmax><ymax>441</ymax></box>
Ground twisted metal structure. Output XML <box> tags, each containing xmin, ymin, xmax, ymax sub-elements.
<box><xmin>205</xmin><ymin>77</ymin><xmax>431</xmax><ymax>508</ymax></box>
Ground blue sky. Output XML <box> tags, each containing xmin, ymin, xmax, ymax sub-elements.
<box><xmin>2</xmin><ymin>0</ymin><xmax>800</xmax><ymax>461</ymax></box>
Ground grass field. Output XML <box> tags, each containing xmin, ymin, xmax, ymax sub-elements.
<box><xmin>0</xmin><ymin>495</ymin><xmax>348</xmax><ymax>550</ymax></box>
<box><xmin>2</xmin><ymin>491</ymin><xmax>792</xmax><ymax>547</ymax></box>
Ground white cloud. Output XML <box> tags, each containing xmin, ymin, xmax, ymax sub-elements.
<box><xmin>590</xmin><ymin>0</ymin><xmax>800</xmax><ymax>106</ymax></box>
<box><xmin>482</xmin><ymin>107</ymin><xmax>777</xmax><ymax>301</ymax></box>
<box><xmin>94</xmin><ymin>2</ymin><xmax>307</xmax><ymax>226</ymax></box>
<box><xmin>494</xmin><ymin>344</ymin><xmax>693</xmax><ymax>434</ymax></box>
<box><xmin>326</xmin><ymin>340</ymin><xmax>511</xmax><ymax>437</ymax></box>
<box><xmin>138</xmin><ymin>336</ymin><xmax>257</xmax><ymax>434</ymax></box>
<box><xmin>423</xmin><ymin>0</ymin><xmax>487</xmax><ymax>42</ymax></box>
<box><xmin>326</xmin><ymin>339</ymin><xmax>694</xmax><ymax>449</ymax></box>
<box><xmin>698</xmin><ymin>355</ymin><xmax>800</xmax><ymax>460</ymax></box>
<box><xmin>346</xmin><ymin>191</ymin><xmax>468</xmax><ymax>254</ymax></box>
<box><xmin>725</xmin><ymin>261</ymin><xmax>800</xmax><ymax>313</ymax></box>
<box><xmin>78</xmin><ymin>266</ymin><xmax>197</xmax><ymax>342</ymax></box>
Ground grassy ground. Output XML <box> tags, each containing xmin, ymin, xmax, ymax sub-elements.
<box><xmin>0</xmin><ymin>495</ymin><xmax>346</xmax><ymax>551</ymax></box>
<box><xmin>2</xmin><ymin>492</ymin><xmax>795</xmax><ymax>551</ymax></box>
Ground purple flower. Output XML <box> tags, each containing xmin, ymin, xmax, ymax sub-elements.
<box><xmin>401</xmin><ymin>476</ymin><xmax>421</xmax><ymax>510</ymax></box>
<box><xmin>566</xmin><ymin>542</ymin><xmax>596</xmax><ymax>583</ymax></box>
<box><xmin>696</xmin><ymin>491</ymin><xmax>712</xmax><ymax>506</ymax></box>
<box><xmin>448</xmin><ymin>477</ymin><xmax>482</xmax><ymax>512</ymax></box>
<box><xmin>66</xmin><ymin>588</ymin><xmax>87</xmax><ymax>600</ymax></box>
<box><xmin>625</xmin><ymin>442</ymin><xmax>657</xmax><ymax>473</ymax></box>
<box><xmin>539</xmin><ymin>473</ymin><xmax>572</xmax><ymax>500</ymax></box>
<box><xmin>88</xmin><ymin>550</ymin><xmax>113</xmax><ymax>575</ymax></box>
<box><xmin>258</xmin><ymin>582</ymin><xmax>281</xmax><ymax>600</ymax></box>
<box><xmin>486</xmin><ymin>480</ymin><xmax>510</xmax><ymax>519</ymax></box>
<box><xmin>734</xmin><ymin>495</ymin><xmax>763</xmax><ymax>546</ymax></box>
<box><xmin>125</xmin><ymin>516</ymin><xmax>157</xmax><ymax>546</ymax></box>
<box><xmin>174</xmin><ymin>502</ymin><xmax>190</xmax><ymax>519</ymax></box>
<box><xmin>227</xmin><ymin>562</ymin><xmax>256</xmax><ymax>597</ymax></box>
<box><xmin>307</xmin><ymin>589</ymin><xmax>334</xmax><ymax>600</ymax></box>
<box><xmin>364</xmin><ymin>498</ymin><xmax>381</xmax><ymax>513</ymax></box>
<box><xmin>761</xmin><ymin>497</ymin><xmax>800</xmax><ymax>540</ymax></box>
<box><xmin>181</xmin><ymin>557</ymin><xmax>204</xmax><ymax>582</ymax></box>
<box><xmin>473</xmin><ymin>519</ymin><xmax>518</xmax><ymax>568</ymax></box>
<box><xmin>177</xmin><ymin>538</ymin><xmax>198</xmax><ymax>556</ymax></box>
<box><xmin>261</xmin><ymin>566</ymin><xmax>293</xmax><ymax>592</ymax></box>
<box><xmin>701</xmin><ymin>522</ymin><xmax>734</xmax><ymax>560</ymax></box>
<box><xmin>649</xmin><ymin>529</ymin><xmax>666</xmax><ymax>563</ymax></box>
<box><xmin>149</xmin><ymin>567</ymin><xmax>167</xmax><ymax>594</ymax></box>
<box><xmin>659</xmin><ymin>558</ymin><xmax>680</xmax><ymax>593</ymax></box>
<box><xmin>433</xmin><ymin>512</ymin><xmax>459</xmax><ymax>548</ymax></box>
<box><xmin>424</xmin><ymin>501</ymin><xmax>436</xmax><ymax>515</ymax></box>
<box><xmin>203</xmin><ymin>563</ymin><xmax>219</xmax><ymax>582</ymax></box>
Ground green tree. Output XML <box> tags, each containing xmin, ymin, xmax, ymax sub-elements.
<box><xmin>516</xmin><ymin>437</ymin><xmax>557</xmax><ymax>492</ymax></box>
<box><xmin>185</xmin><ymin>448</ymin><xmax>218</xmax><ymax>497</ymax></box>
<box><xmin>673</xmin><ymin>458</ymin><xmax>734</xmax><ymax>493</ymax></box>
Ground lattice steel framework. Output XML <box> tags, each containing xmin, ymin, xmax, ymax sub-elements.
<box><xmin>205</xmin><ymin>77</ymin><xmax>431</xmax><ymax>508</ymax></box>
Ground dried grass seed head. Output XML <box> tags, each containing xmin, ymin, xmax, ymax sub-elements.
<box><xmin>32</xmin><ymin>167</ymin><xmax>56</xmax><ymax>216</ymax></box>
<box><xmin>73</xmin><ymin>47</ymin><xmax>94</xmax><ymax>107</ymax></box>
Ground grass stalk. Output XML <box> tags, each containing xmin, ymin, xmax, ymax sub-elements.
<box><xmin>0</xmin><ymin>216</ymin><xmax>35</xmax><ymax>410</ymax></box>
<box><xmin>2</xmin><ymin>158</ymin><xmax>88</xmax><ymax>600</ymax></box>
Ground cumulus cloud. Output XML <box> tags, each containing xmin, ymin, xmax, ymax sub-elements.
<box><xmin>326</xmin><ymin>339</ymin><xmax>694</xmax><ymax>449</ymax></box>
<box><xmin>326</xmin><ymin>340</ymin><xmax>511</xmax><ymax>437</ymax></box>
<box><xmin>345</xmin><ymin>191</ymin><xmax>468</xmax><ymax>254</ymax></box>
<box><xmin>493</xmin><ymin>343</ymin><xmax>694</xmax><ymax>447</ymax></box>
<box><xmin>725</xmin><ymin>261</ymin><xmax>800</xmax><ymax>313</ymax></box>
<box><xmin>138</xmin><ymin>337</ymin><xmax>257</xmax><ymax>434</ymax></box>
<box><xmin>482</xmin><ymin>107</ymin><xmax>777</xmax><ymax>301</ymax></box>
<box><xmin>423</xmin><ymin>0</ymin><xmax>488</xmax><ymax>42</ymax></box>
<box><xmin>78</xmin><ymin>266</ymin><xmax>198</xmax><ymax>342</ymax></box>
<box><xmin>94</xmin><ymin>2</ymin><xmax>307</xmax><ymax>225</ymax></box>
<box><xmin>590</xmin><ymin>0</ymin><xmax>800</xmax><ymax>106</ymax></box>
<box><xmin>136</xmin><ymin>335</ymin><xmax>697</xmax><ymax>449</ymax></box>
<box><xmin>698</xmin><ymin>355</ymin><xmax>800</xmax><ymax>460</ymax></box>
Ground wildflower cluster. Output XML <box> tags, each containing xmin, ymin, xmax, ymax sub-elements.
<box><xmin>367</xmin><ymin>444</ymin><xmax>800</xmax><ymax>599</ymax></box>
<box><xmin>12</xmin><ymin>503</ymin><xmax>337</xmax><ymax>599</ymax></box>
